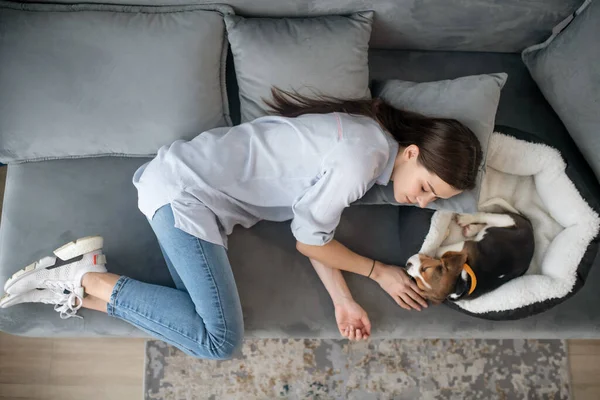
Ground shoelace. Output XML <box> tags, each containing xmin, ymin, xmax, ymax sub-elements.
<box><xmin>53</xmin><ymin>290</ymin><xmax>83</xmax><ymax>320</ymax></box>
<box><xmin>43</xmin><ymin>281</ymin><xmax>84</xmax><ymax>320</ymax></box>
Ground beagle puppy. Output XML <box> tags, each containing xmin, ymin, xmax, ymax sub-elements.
<box><xmin>405</xmin><ymin>212</ymin><xmax>535</xmax><ymax>304</ymax></box>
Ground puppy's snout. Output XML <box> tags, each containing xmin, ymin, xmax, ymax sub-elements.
<box><xmin>405</xmin><ymin>254</ymin><xmax>421</xmax><ymax>280</ymax></box>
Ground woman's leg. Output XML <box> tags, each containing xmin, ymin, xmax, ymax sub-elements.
<box><xmin>81</xmin><ymin>294</ymin><xmax>108</xmax><ymax>313</ymax></box>
<box><xmin>83</xmin><ymin>205</ymin><xmax>244</xmax><ymax>359</ymax></box>
<box><xmin>157</xmin><ymin>242</ymin><xmax>186</xmax><ymax>292</ymax></box>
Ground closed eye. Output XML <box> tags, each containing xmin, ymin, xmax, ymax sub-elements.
<box><xmin>426</xmin><ymin>181</ymin><xmax>441</xmax><ymax>199</ymax></box>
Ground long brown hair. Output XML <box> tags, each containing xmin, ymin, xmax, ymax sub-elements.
<box><xmin>265</xmin><ymin>87</ymin><xmax>482</xmax><ymax>191</ymax></box>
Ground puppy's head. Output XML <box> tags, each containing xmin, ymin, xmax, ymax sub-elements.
<box><xmin>405</xmin><ymin>251</ymin><xmax>469</xmax><ymax>304</ymax></box>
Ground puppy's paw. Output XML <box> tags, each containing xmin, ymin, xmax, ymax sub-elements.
<box><xmin>455</xmin><ymin>213</ymin><xmax>476</xmax><ymax>227</ymax></box>
<box><xmin>463</xmin><ymin>222</ymin><xmax>486</xmax><ymax>238</ymax></box>
<box><xmin>462</xmin><ymin>224</ymin><xmax>478</xmax><ymax>238</ymax></box>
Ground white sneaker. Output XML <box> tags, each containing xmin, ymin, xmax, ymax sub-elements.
<box><xmin>0</xmin><ymin>287</ymin><xmax>85</xmax><ymax>319</ymax></box>
<box><xmin>3</xmin><ymin>236</ymin><xmax>107</xmax><ymax>296</ymax></box>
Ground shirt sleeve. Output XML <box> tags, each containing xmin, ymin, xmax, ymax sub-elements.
<box><xmin>291</xmin><ymin>141</ymin><xmax>389</xmax><ymax>246</ymax></box>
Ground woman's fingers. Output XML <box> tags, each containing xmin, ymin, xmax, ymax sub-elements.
<box><xmin>394</xmin><ymin>296</ymin><xmax>411</xmax><ymax>310</ymax></box>
<box><xmin>341</xmin><ymin>326</ymin><xmax>370</xmax><ymax>341</ymax></box>
<box><xmin>409</xmin><ymin>281</ymin><xmax>427</xmax><ymax>298</ymax></box>
<box><xmin>399</xmin><ymin>293</ymin><xmax>422</xmax><ymax>311</ymax></box>
<box><xmin>407</xmin><ymin>289</ymin><xmax>429</xmax><ymax>308</ymax></box>
<box><xmin>361</xmin><ymin>315</ymin><xmax>372</xmax><ymax>335</ymax></box>
<box><xmin>348</xmin><ymin>326</ymin><xmax>355</xmax><ymax>341</ymax></box>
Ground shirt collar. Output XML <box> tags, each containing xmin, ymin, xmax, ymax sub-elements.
<box><xmin>376</xmin><ymin>133</ymin><xmax>399</xmax><ymax>185</ymax></box>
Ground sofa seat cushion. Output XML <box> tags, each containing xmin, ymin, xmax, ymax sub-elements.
<box><xmin>2</xmin><ymin>51</ymin><xmax>600</xmax><ymax>338</ymax></box>
<box><xmin>0</xmin><ymin>157</ymin><xmax>431</xmax><ymax>337</ymax></box>
<box><xmin>1</xmin><ymin>156</ymin><xmax>600</xmax><ymax>339</ymax></box>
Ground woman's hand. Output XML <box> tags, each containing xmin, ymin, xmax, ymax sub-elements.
<box><xmin>334</xmin><ymin>298</ymin><xmax>371</xmax><ymax>341</ymax></box>
<box><xmin>370</xmin><ymin>262</ymin><xmax>429</xmax><ymax>311</ymax></box>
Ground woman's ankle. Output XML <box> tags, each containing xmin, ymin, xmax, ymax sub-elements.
<box><xmin>81</xmin><ymin>294</ymin><xmax>109</xmax><ymax>314</ymax></box>
<box><xmin>81</xmin><ymin>272</ymin><xmax>121</xmax><ymax>302</ymax></box>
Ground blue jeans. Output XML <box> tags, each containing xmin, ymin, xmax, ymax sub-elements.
<box><xmin>106</xmin><ymin>205</ymin><xmax>244</xmax><ymax>359</ymax></box>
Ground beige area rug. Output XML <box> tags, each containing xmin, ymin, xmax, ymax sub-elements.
<box><xmin>145</xmin><ymin>338</ymin><xmax>570</xmax><ymax>399</ymax></box>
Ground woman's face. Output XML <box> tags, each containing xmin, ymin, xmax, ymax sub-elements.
<box><xmin>391</xmin><ymin>145</ymin><xmax>462</xmax><ymax>208</ymax></box>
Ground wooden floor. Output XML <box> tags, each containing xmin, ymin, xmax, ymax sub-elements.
<box><xmin>0</xmin><ymin>333</ymin><xmax>145</xmax><ymax>400</ymax></box>
<box><xmin>0</xmin><ymin>164</ymin><xmax>599</xmax><ymax>399</ymax></box>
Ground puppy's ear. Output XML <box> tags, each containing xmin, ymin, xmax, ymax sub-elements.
<box><xmin>442</xmin><ymin>251</ymin><xmax>469</xmax><ymax>301</ymax></box>
<box><xmin>441</xmin><ymin>251</ymin><xmax>468</xmax><ymax>273</ymax></box>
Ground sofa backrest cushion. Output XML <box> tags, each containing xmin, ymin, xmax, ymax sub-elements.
<box><xmin>522</xmin><ymin>0</ymin><xmax>600</xmax><ymax>183</ymax></box>
<box><xmin>12</xmin><ymin>0</ymin><xmax>582</xmax><ymax>52</ymax></box>
<box><xmin>225</xmin><ymin>12</ymin><xmax>373</xmax><ymax>123</ymax></box>
<box><xmin>0</xmin><ymin>1</ymin><xmax>233</xmax><ymax>163</ymax></box>
<box><xmin>355</xmin><ymin>73</ymin><xmax>507</xmax><ymax>213</ymax></box>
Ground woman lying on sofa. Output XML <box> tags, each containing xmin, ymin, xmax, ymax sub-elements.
<box><xmin>1</xmin><ymin>88</ymin><xmax>482</xmax><ymax>359</ymax></box>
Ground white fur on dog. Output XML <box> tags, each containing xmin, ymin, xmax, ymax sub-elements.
<box><xmin>418</xmin><ymin>133</ymin><xmax>600</xmax><ymax>313</ymax></box>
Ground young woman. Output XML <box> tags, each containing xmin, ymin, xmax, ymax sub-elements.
<box><xmin>1</xmin><ymin>88</ymin><xmax>482</xmax><ymax>359</ymax></box>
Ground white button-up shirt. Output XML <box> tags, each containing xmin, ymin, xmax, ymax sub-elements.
<box><xmin>133</xmin><ymin>112</ymin><xmax>398</xmax><ymax>248</ymax></box>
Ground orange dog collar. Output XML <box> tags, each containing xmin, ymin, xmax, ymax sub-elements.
<box><xmin>463</xmin><ymin>263</ymin><xmax>477</xmax><ymax>295</ymax></box>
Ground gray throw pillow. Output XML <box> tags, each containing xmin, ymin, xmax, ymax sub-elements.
<box><xmin>522</xmin><ymin>0</ymin><xmax>600</xmax><ymax>182</ymax></box>
<box><xmin>225</xmin><ymin>12</ymin><xmax>373</xmax><ymax>123</ymax></box>
<box><xmin>0</xmin><ymin>2</ymin><xmax>233</xmax><ymax>163</ymax></box>
<box><xmin>355</xmin><ymin>73</ymin><xmax>508</xmax><ymax>213</ymax></box>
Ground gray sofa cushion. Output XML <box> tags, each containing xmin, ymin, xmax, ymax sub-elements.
<box><xmin>358</xmin><ymin>49</ymin><xmax>600</xmax><ymax>214</ymax></box>
<box><xmin>2</xmin><ymin>51</ymin><xmax>600</xmax><ymax>338</ymax></box>
<box><xmin>0</xmin><ymin>157</ymin><xmax>419</xmax><ymax>337</ymax></box>
<box><xmin>0</xmin><ymin>1</ymin><xmax>233</xmax><ymax>163</ymax></box>
<box><xmin>365</xmin><ymin>74</ymin><xmax>507</xmax><ymax>213</ymax></box>
<box><xmin>12</xmin><ymin>0</ymin><xmax>582</xmax><ymax>52</ymax></box>
<box><xmin>225</xmin><ymin>12</ymin><xmax>373</xmax><ymax>122</ymax></box>
<box><xmin>522</xmin><ymin>0</ymin><xmax>600</xmax><ymax>181</ymax></box>
<box><xmin>2</xmin><ymin>154</ymin><xmax>600</xmax><ymax>338</ymax></box>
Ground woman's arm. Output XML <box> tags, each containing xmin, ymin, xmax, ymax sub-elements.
<box><xmin>298</xmin><ymin>239</ymin><xmax>428</xmax><ymax>311</ymax></box>
<box><xmin>297</xmin><ymin>239</ymin><xmax>379</xmax><ymax>278</ymax></box>
<box><xmin>309</xmin><ymin>255</ymin><xmax>355</xmax><ymax>305</ymax></box>
<box><xmin>309</xmin><ymin>257</ymin><xmax>370</xmax><ymax>341</ymax></box>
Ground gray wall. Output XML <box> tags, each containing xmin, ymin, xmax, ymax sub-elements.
<box><xmin>30</xmin><ymin>0</ymin><xmax>582</xmax><ymax>52</ymax></box>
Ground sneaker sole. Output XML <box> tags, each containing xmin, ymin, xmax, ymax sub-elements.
<box><xmin>3</xmin><ymin>236</ymin><xmax>104</xmax><ymax>294</ymax></box>
<box><xmin>0</xmin><ymin>292</ymin><xmax>11</xmax><ymax>308</ymax></box>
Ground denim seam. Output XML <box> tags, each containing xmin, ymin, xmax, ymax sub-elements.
<box><xmin>113</xmin><ymin>305</ymin><xmax>202</xmax><ymax>356</ymax></box>
<box><xmin>106</xmin><ymin>276</ymin><xmax>128</xmax><ymax>316</ymax></box>
<box><xmin>108</xmin><ymin>277</ymin><xmax>200</xmax><ymax>344</ymax></box>
<box><xmin>107</xmin><ymin>256</ymin><xmax>231</xmax><ymax>354</ymax></box>
<box><xmin>194</xmin><ymin>237</ymin><xmax>229</xmax><ymax>348</ymax></box>
<box><xmin>114</xmin><ymin>300</ymin><xmax>235</xmax><ymax>356</ymax></box>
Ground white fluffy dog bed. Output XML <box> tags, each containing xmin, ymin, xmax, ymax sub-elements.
<box><xmin>418</xmin><ymin>132</ymin><xmax>600</xmax><ymax>317</ymax></box>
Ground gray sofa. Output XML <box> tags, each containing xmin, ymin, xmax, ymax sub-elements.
<box><xmin>1</xmin><ymin>0</ymin><xmax>600</xmax><ymax>339</ymax></box>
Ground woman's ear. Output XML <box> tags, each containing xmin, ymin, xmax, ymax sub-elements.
<box><xmin>405</xmin><ymin>144</ymin><xmax>420</xmax><ymax>160</ymax></box>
